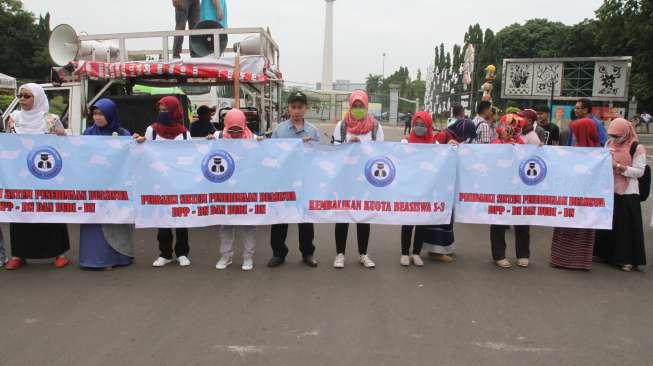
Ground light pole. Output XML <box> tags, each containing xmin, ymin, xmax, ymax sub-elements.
<box><xmin>382</xmin><ymin>52</ymin><xmax>386</xmax><ymax>78</ymax></box>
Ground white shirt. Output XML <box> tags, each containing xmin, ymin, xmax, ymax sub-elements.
<box><xmin>333</xmin><ymin>121</ymin><xmax>385</xmax><ymax>145</ymax></box>
<box><xmin>522</xmin><ymin>130</ymin><xmax>541</xmax><ymax>145</ymax></box>
<box><xmin>144</xmin><ymin>126</ymin><xmax>189</xmax><ymax>141</ymax></box>
<box><xmin>622</xmin><ymin>145</ymin><xmax>647</xmax><ymax>195</ymax></box>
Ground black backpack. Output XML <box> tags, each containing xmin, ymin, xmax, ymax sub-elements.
<box><xmin>630</xmin><ymin>142</ymin><xmax>651</xmax><ymax>202</ymax></box>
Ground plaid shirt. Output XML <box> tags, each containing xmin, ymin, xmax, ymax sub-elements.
<box><xmin>472</xmin><ymin>116</ymin><xmax>496</xmax><ymax>144</ymax></box>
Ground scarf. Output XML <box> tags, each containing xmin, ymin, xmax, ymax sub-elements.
<box><xmin>607</xmin><ymin>118</ymin><xmax>639</xmax><ymax>194</ymax></box>
<box><xmin>570</xmin><ymin>118</ymin><xmax>599</xmax><ymax>148</ymax></box>
<box><xmin>13</xmin><ymin>83</ymin><xmax>50</xmax><ymax>134</ymax></box>
<box><xmin>151</xmin><ymin>96</ymin><xmax>187</xmax><ymax>139</ymax></box>
<box><xmin>448</xmin><ymin>118</ymin><xmax>477</xmax><ymax>143</ymax></box>
<box><xmin>85</xmin><ymin>98</ymin><xmax>131</xmax><ymax>136</ymax></box>
<box><xmin>222</xmin><ymin>109</ymin><xmax>253</xmax><ymax>139</ymax></box>
<box><xmin>408</xmin><ymin>111</ymin><xmax>435</xmax><ymax>144</ymax></box>
<box><xmin>343</xmin><ymin>90</ymin><xmax>376</xmax><ymax>135</ymax></box>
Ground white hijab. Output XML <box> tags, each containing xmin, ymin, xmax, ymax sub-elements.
<box><xmin>12</xmin><ymin>83</ymin><xmax>50</xmax><ymax>134</ymax></box>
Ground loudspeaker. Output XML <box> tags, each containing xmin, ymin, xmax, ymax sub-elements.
<box><xmin>232</xmin><ymin>36</ymin><xmax>272</xmax><ymax>59</ymax></box>
<box><xmin>190</xmin><ymin>20</ymin><xmax>228</xmax><ymax>57</ymax></box>
<box><xmin>49</xmin><ymin>24</ymin><xmax>120</xmax><ymax>66</ymax></box>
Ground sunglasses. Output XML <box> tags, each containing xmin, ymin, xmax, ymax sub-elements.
<box><xmin>17</xmin><ymin>94</ymin><xmax>33</xmax><ymax>99</ymax></box>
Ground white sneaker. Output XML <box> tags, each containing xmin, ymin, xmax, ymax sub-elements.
<box><xmin>152</xmin><ymin>257</ymin><xmax>174</xmax><ymax>267</ymax></box>
<box><xmin>412</xmin><ymin>255</ymin><xmax>424</xmax><ymax>267</ymax></box>
<box><xmin>215</xmin><ymin>256</ymin><xmax>232</xmax><ymax>270</ymax></box>
<box><xmin>495</xmin><ymin>259</ymin><xmax>512</xmax><ymax>268</ymax></box>
<box><xmin>359</xmin><ymin>254</ymin><xmax>376</xmax><ymax>269</ymax></box>
<box><xmin>517</xmin><ymin>258</ymin><xmax>529</xmax><ymax>268</ymax></box>
<box><xmin>400</xmin><ymin>255</ymin><xmax>411</xmax><ymax>267</ymax></box>
<box><xmin>333</xmin><ymin>253</ymin><xmax>345</xmax><ymax>268</ymax></box>
<box><xmin>177</xmin><ymin>256</ymin><xmax>191</xmax><ymax>267</ymax></box>
<box><xmin>242</xmin><ymin>257</ymin><xmax>254</xmax><ymax>271</ymax></box>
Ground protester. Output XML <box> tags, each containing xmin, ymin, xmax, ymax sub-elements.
<box><xmin>332</xmin><ymin>90</ymin><xmax>383</xmax><ymax>269</ymax></box>
<box><xmin>490</xmin><ymin>113</ymin><xmax>535</xmax><ymax>269</ymax></box>
<box><xmin>640</xmin><ymin>111</ymin><xmax>651</xmax><ymax>134</ymax></box>
<box><xmin>472</xmin><ymin>101</ymin><xmax>496</xmax><ymax>144</ymax></box>
<box><xmin>571</xmin><ymin>98</ymin><xmax>607</xmax><ymax>146</ymax></box>
<box><xmin>190</xmin><ymin>105</ymin><xmax>217</xmax><ymax>138</ymax></box>
<box><xmin>550</xmin><ymin>118</ymin><xmax>600</xmax><ymax>271</ymax></box>
<box><xmin>437</xmin><ymin>117</ymin><xmax>477</xmax><ymax>144</ymax></box>
<box><xmin>533</xmin><ymin>106</ymin><xmax>560</xmax><ymax>145</ymax></box>
<box><xmin>268</xmin><ymin>91</ymin><xmax>320</xmax><ymax>268</ymax></box>
<box><xmin>211</xmin><ymin>109</ymin><xmax>259</xmax><ymax>271</ymax></box>
<box><xmin>134</xmin><ymin>96</ymin><xmax>192</xmax><ymax>267</ymax></box>
<box><xmin>199</xmin><ymin>0</ymin><xmax>228</xmax><ymax>55</ymax></box>
<box><xmin>172</xmin><ymin>0</ymin><xmax>200</xmax><ymax>58</ymax></box>
<box><xmin>4</xmin><ymin>83</ymin><xmax>70</xmax><ymax>270</ymax></box>
<box><xmin>594</xmin><ymin>118</ymin><xmax>647</xmax><ymax>271</ymax></box>
<box><xmin>400</xmin><ymin>112</ymin><xmax>433</xmax><ymax>267</ymax></box>
<box><xmin>79</xmin><ymin>99</ymin><xmax>134</xmax><ymax>270</ymax></box>
<box><xmin>519</xmin><ymin>110</ymin><xmax>542</xmax><ymax>145</ymax></box>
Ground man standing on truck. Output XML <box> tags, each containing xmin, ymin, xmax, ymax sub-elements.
<box><xmin>172</xmin><ymin>0</ymin><xmax>201</xmax><ymax>58</ymax></box>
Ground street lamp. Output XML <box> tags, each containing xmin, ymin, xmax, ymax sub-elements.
<box><xmin>382</xmin><ymin>52</ymin><xmax>386</xmax><ymax>78</ymax></box>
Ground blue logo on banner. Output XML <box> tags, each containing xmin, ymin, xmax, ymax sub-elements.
<box><xmin>519</xmin><ymin>156</ymin><xmax>547</xmax><ymax>186</ymax></box>
<box><xmin>27</xmin><ymin>146</ymin><xmax>63</xmax><ymax>180</ymax></box>
<box><xmin>365</xmin><ymin>156</ymin><xmax>396</xmax><ymax>187</ymax></box>
<box><xmin>202</xmin><ymin>150</ymin><xmax>235</xmax><ymax>183</ymax></box>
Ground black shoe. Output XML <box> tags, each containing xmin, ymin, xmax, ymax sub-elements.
<box><xmin>302</xmin><ymin>255</ymin><xmax>318</xmax><ymax>268</ymax></box>
<box><xmin>267</xmin><ymin>256</ymin><xmax>285</xmax><ymax>267</ymax></box>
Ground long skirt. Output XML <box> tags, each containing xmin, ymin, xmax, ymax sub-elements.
<box><xmin>550</xmin><ymin>228</ymin><xmax>595</xmax><ymax>270</ymax></box>
<box><xmin>422</xmin><ymin>217</ymin><xmax>456</xmax><ymax>255</ymax></box>
<box><xmin>10</xmin><ymin>223</ymin><xmax>70</xmax><ymax>259</ymax></box>
<box><xmin>594</xmin><ymin>194</ymin><xmax>646</xmax><ymax>266</ymax></box>
<box><xmin>79</xmin><ymin>224</ymin><xmax>133</xmax><ymax>269</ymax></box>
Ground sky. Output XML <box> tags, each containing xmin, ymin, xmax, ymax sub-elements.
<box><xmin>23</xmin><ymin>0</ymin><xmax>603</xmax><ymax>86</ymax></box>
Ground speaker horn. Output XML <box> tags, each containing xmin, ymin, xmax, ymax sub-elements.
<box><xmin>190</xmin><ymin>20</ymin><xmax>228</xmax><ymax>57</ymax></box>
<box><xmin>49</xmin><ymin>24</ymin><xmax>120</xmax><ymax>66</ymax></box>
<box><xmin>232</xmin><ymin>36</ymin><xmax>271</xmax><ymax>58</ymax></box>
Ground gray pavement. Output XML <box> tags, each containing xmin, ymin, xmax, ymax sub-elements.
<box><xmin>1</xmin><ymin>124</ymin><xmax>652</xmax><ymax>365</ymax></box>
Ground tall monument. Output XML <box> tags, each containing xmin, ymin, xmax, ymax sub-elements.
<box><xmin>321</xmin><ymin>0</ymin><xmax>335</xmax><ymax>91</ymax></box>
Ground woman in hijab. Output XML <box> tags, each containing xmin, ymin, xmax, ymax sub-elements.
<box><xmin>550</xmin><ymin>118</ymin><xmax>600</xmax><ymax>271</ymax></box>
<box><xmin>332</xmin><ymin>90</ymin><xmax>384</xmax><ymax>269</ymax></box>
<box><xmin>594</xmin><ymin>118</ymin><xmax>647</xmax><ymax>271</ymax></box>
<box><xmin>5</xmin><ymin>83</ymin><xmax>71</xmax><ymax>270</ymax></box>
<box><xmin>210</xmin><ymin>109</ymin><xmax>259</xmax><ymax>271</ymax></box>
<box><xmin>491</xmin><ymin>113</ymin><xmax>525</xmax><ymax>144</ymax></box>
<box><xmin>134</xmin><ymin>96</ymin><xmax>192</xmax><ymax>268</ymax></box>
<box><xmin>78</xmin><ymin>99</ymin><xmax>134</xmax><ymax>270</ymax></box>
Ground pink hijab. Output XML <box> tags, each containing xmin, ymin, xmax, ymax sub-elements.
<box><xmin>222</xmin><ymin>109</ymin><xmax>254</xmax><ymax>139</ymax></box>
<box><xmin>608</xmin><ymin>118</ymin><xmax>640</xmax><ymax>194</ymax></box>
<box><xmin>344</xmin><ymin>90</ymin><xmax>376</xmax><ymax>135</ymax></box>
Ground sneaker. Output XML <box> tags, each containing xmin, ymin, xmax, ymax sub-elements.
<box><xmin>430</xmin><ymin>253</ymin><xmax>454</xmax><ymax>263</ymax></box>
<box><xmin>621</xmin><ymin>264</ymin><xmax>633</xmax><ymax>272</ymax></box>
<box><xmin>242</xmin><ymin>257</ymin><xmax>254</xmax><ymax>271</ymax></box>
<box><xmin>412</xmin><ymin>255</ymin><xmax>424</xmax><ymax>267</ymax></box>
<box><xmin>53</xmin><ymin>256</ymin><xmax>70</xmax><ymax>268</ymax></box>
<box><xmin>517</xmin><ymin>258</ymin><xmax>529</xmax><ymax>268</ymax></box>
<box><xmin>359</xmin><ymin>254</ymin><xmax>376</xmax><ymax>269</ymax></box>
<box><xmin>177</xmin><ymin>256</ymin><xmax>191</xmax><ymax>267</ymax></box>
<box><xmin>152</xmin><ymin>257</ymin><xmax>174</xmax><ymax>267</ymax></box>
<box><xmin>5</xmin><ymin>258</ymin><xmax>24</xmax><ymax>270</ymax></box>
<box><xmin>215</xmin><ymin>256</ymin><xmax>232</xmax><ymax>270</ymax></box>
<box><xmin>400</xmin><ymin>255</ymin><xmax>411</xmax><ymax>267</ymax></box>
<box><xmin>333</xmin><ymin>253</ymin><xmax>345</xmax><ymax>268</ymax></box>
<box><xmin>495</xmin><ymin>259</ymin><xmax>512</xmax><ymax>268</ymax></box>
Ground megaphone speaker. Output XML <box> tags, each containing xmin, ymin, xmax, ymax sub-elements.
<box><xmin>49</xmin><ymin>24</ymin><xmax>81</xmax><ymax>66</ymax></box>
<box><xmin>190</xmin><ymin>20</ymin><xmax>228</xmax><ymax>57</ymax></box>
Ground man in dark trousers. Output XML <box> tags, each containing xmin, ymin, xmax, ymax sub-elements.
<box><xmin>172</xmin><ymin>0</ymin><xmax>200</xmax><ymax>58</ymax></box>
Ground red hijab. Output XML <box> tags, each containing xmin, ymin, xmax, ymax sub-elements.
<box><xmin>222</xmin><ymin>109</ymin><xmax>254</xmax><ymax>139</ymax></box>
<box><xmin>344</xmin><ymin>90</ymin><xmax>376</xmax><ymax>135</ymax></box>
<box><xmin>408</xmin><ymin>111</ymin><xmax>435</xmax><ymax>144</ymax></box>
<box><xmin>607</xmin><ymin>118</ymin><xmax>639</xmax><ymax>194</ymax></box>
<box><xmin>151</xmin><ymin>96</ymin><xmax>188</xmax><ymax>139</ymax></box>
<box><xmin>570</xmin><ymin>118</ymin><xmax>600</xmax><ymax>147</ymax></box>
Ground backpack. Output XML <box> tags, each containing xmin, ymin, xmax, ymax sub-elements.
<box><xmin>333</xmin><ymin>121</ymin><xmax>379</xmax><ymax>144</ymax></box>
<box><xmin>152</xmin><ymin>129</ymin><xmax>189</xmax><ymax>141</ymax></box>
<box><xmin>630</xmin><ymin>141</ymin><xmax>651</xmax><ymax>202</ymax></box>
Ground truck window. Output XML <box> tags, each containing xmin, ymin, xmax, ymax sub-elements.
<box><xmin>45</xmin><ymin>89</ymin><xmax>71</xmax><ymax>128</ymax></box>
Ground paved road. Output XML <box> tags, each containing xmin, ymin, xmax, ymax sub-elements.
<box><xmin>1</xmin><ymin>124</ymin><xmax>652</xmax><ymax>365</ymax></box>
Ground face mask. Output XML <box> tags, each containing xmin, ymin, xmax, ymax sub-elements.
<box><xmin>413</xmin><ymin>126</ymin><xmax>428</xmax><ymax>136</ymax></box>
<box><xmin>350</xmin><ymin>108</ymin><xmax>367</xmax><ymax>120</ymax></box>
<box><xmin>158</xmin><ymin>111</ymin><xmax>173</xmax><ymax>125</ymax></box>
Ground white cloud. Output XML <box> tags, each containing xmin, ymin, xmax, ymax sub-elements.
<box><xmin>511</xmin><ymin>176</ymin><xmax>521</xmax><ymax>185</ymax></box>
<box><xmin>240</xmin><ymin>140</ymin><xmax>260</xmax><ymax>150</ymax></box>
<box><xmin>89</xmin><ymin>154</ymin><xmax>110</xmax><ymax>167</ymax></box>
<box><xmin>361</xmin><ymin>144</ymin><xmax>374</xmax><ymax>156</ymax></box>
<box><xmin>447</xmin><ymin>185</ymin><xmax>455</xmax><ymax>192</ymax></box>
<box><xmin>68</xmin><ymin>137</ymin><xmax>87</xmax><ymax>146</ymax></box>
<box><xmin>105</xmin><ymin>139</ymin><xmax>125</xmax><ymax>150</ymax></box>
<box><xmin>20</xmin><ymin>138</ymin><xmax>34</xmax><ymax>150</ymax></box>
<box><xmin>471</xmin><ymin>163</ymin><xmax>489</xmax><ymax>176</ymax></box>
<box><xmin>195</xmin><ymin>144</ymin><xmax>209</xmax><ymax>155</ymax></box>
<box><xmin>276</xmin><ymin>141</ymin><xmax>294</xmax><ymax>151</ymax></box>
<box><xmin>19</xmin><ymin>169</ymin><xmax>29</xmax><ymax>178</ymax></box>
<box><xmin>150</xmin><ymin>161</ymin><xmax>171</xmax><ymax>175</ymax></box>
<box><xmin>356</xmin><ymin>174</ymin><xmax>365</xmax><ymax>182</ymax></box>
<box><xmin>573</xmin><ymin>165</ymin><xmax>591</xmax><ymax>175</ymax></box>
<box><xmin>419</xmin><ymin>162</ymin><xmax>437</xmax><ymax>173</ymax></box>
<box><xmin>293</xmin><ymin>180</ymin><xmax>303</xmax><ymax>188</ymax></box>
<box><xmin>318</xmin><ymin>160</ymin><xmax>336</xmax><ymax>177</ymax></box>
<box><xmin>176</xmin><ymin>156</ymin><xmax>195</xmax><ymax>166</ymax></box>
<box><xmin>319</xmin><ymin>182</ymin><xmax>327</xmax><ymax>189</ymax></box>
<box><xmin>343</xmin><ymin>155</ymin><xmax>359</xmax><ymax>165</ymax></box>
<box><xmin>228</xmin><ymin>179</ymin><xmax>238</xmax><ymax>186</ymax></box>
<box><xmin>194</xmin><ymin>174</ymin><xmax>203</xmax><ymax>183</ymax></box>
<box><xmin>457</xmin><ymin>146</ymin><xmax>472</xmax><ymax>156</ymax></box>
<box><xmin>55</xmin><ymin>176</ymin><xmax>65</xmax><ymax>183</ymax></box>
<box><xmin>497</xmin><ymin>159</ymin><xmax>513</xmax><ymax>168</ymax></box>
<box><xmin>0</xmin><ymin>150</ymin><xmax>20</xmax><ymax>160</ymax></box>
<box><xmin>402</xmin><ymin>144</ymin><xmax>418</xmax><ymax>154</ymax></box>
<box><xmin>261</xmin><ymin>158</ymin><xmax>280</xmax><ymax>168</ymax></box>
